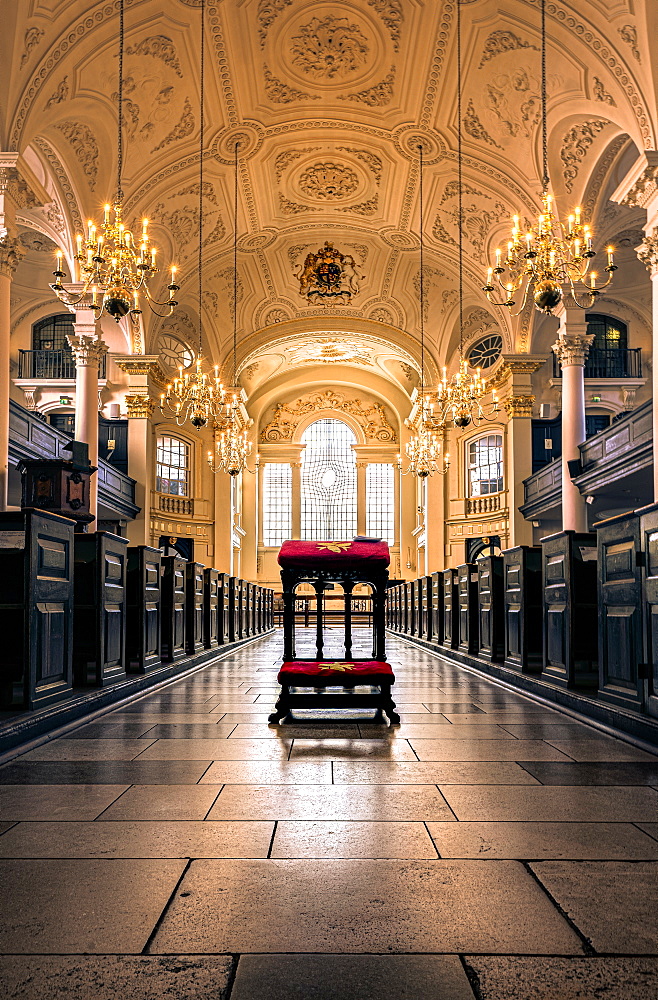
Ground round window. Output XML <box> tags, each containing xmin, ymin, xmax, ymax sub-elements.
<box><xmin>157</xmin><ymin>334</ymin><xmax>194</xmax><ymax>371</ymax></box>
<box><xmin>468</xmin><ymin>334</ymin><xmax>503</xmax><ymax>370</ymax></box>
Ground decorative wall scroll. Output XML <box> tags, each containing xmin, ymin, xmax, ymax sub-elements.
<box><xmin>261</xmin><ymin>389</ymin><xmax>397</xmax><ymax>443</ymax></box>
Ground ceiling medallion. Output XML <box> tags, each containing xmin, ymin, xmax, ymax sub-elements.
<box><xmin>287</xmin><ymin>341</ymin><xmax>372</xmax><ymax>366</ymax></box>
<box><xmin>291</xmin><ymin>16</ymin><xmax>369</xmax><ymax>80</ymax></box>
<box><xmin>298</xmin><ymin>162</ymin><xmax>359</xmax><ymax>201</ymax></box>
<box><xmin>295</xmin><ymin>241</ymin><xmax>363</xmax><ymax>305</ymax></box>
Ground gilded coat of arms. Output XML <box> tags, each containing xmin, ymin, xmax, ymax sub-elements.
<box><xmin>295</xmin><ymin>242</ymin><xmax>363</xmax><ymax>305</ymax></box>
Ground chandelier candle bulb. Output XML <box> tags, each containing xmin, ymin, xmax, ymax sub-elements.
<box><xmin>151</xmin><ymin>247</ymin><xmax>157</xmax><ymax>268</ymax></box>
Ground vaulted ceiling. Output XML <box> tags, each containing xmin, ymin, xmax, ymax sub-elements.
<box><xmin>3</xmin><ymin>0</ymin><xmax>655</xmax><ymax>381</ymax></box>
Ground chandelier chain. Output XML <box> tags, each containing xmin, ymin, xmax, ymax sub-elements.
<box><xmin>198</xmin><ymin>0</ymin><xmax>205</xmax><ymax>359</ymax></box>
<box><xmin>457</xmin><ymin>0</ymin><xmax>463</xmax><ymax>358</ymax></box>
<box><xmin>418</xmin><ymin>144</ymin><xmax>424</xmax><ymax>395</ymax></box>
<box><xmin>233</xmin><ymin>140</ymin><xmax>239</xmax><ymax>384</ymax></box>
<box><xmin>541</xmin><ymin>0</ymin><xmax>549</xmax><ymax>190</ymax></box>
<box><xmin>117</xmin><ymin>0</ymin><xmax>124</xmax><ymax>203</ymax></box>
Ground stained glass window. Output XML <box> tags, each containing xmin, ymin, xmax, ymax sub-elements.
<box><xmin>366</xmin><ymin>463</ymin><xmax>395</xmax><ymax>543</ymax></box>
<box><xmin>156</xmin><ymin>435</ymin><xmax>190</xmax><ymax>496</ymax></box>
<box><xmin>262</xmin><ymin>463</ymin><xmax>292</xmax><ymax>546</ymax></box>
<box><xmin>467</xmin><ymin>434</ymin><xmax>503</xmax><ymax>496</ymax></box>
<box><xmin>301</xmin><ymin>419</ymin><xmax>357</xmax><ymax>540</ymax></box>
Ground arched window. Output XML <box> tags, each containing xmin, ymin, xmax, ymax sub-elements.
<box><xmin>585</xmin><ymin>313</ymin><xmax>627</xmax><ymax>351</ymax></box>
<box><xmin>366</xmin><ymin>463</ymin><xmax>395</xmax><ymax>543</ymax></box>
<box><xmin>32</xmin><ymin>314</ymin><xmax>74</xmax><ymax>352</ymax></box>
<box><xmin>28</xmin><ymin>314</ymin><xmax>75</xmax><ymax>379</ymax></box>
<box><xmin>301</xmin><ymin>419</ymin><xmax>357</xmax><ymax>540</ymax></box>
<box><xmin>156</xmin><ymin>435</ymin><xmax>190</xmax><ymax>496</ymax></box>
<box><xmin>262</xmin><ymin>463</ymin><xmax>292</xmax><ymax>546</ymax></box>
<box><xmin>467</xmin><ymin>433</ymin><xmax>503</xmax><ymax>497</ymax></box>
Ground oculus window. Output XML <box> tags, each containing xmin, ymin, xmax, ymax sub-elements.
<box><xmin>156</xmin><ymin>435</ymin><xmax>190</xmax><ymax>496</ymax></box>
<box><xmin>301</xmin><ymin>419</ymin><xmax>357</xmax><ymax>540</ymax></box>
<box><xmin>468</xmin><ymin>434</ymin><xmax>503</xmax><ymax>497</ymax></box>
<box><xmin>468</xmin><ymin>333</ymin><xmax>503</xmax><ymax>370</ymax></box>
<box><xmin>366</xmin><ymin>463</ymin><xmax>395</xmax><ymax>544</ymax></box>
<box><xmin>262</xmin><ymin>463</ymin><xmax>292</xmax><ymax>546</ymax></box>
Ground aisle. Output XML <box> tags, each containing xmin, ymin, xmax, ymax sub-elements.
<box><xmin>0</xmin><ymin>630</ymin><xmax>656</xmax><ymax>999</ymax></box>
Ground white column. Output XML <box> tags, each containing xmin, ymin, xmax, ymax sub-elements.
<box><xmin>356</xmin><ymin>461</ymin><xmax>367</xmax><ymax>535</ymax></box>
<box><xmin>67</xmin><ymin>313</ymin><xmax>107</xmax><ymax>529</ymax></box>
<box><xmin>611</xmin><ymin>150</ymin><xmax>658</xmax><ymax>500</ymax></box>
<box><xmin>552</xmin><ymin>311</ymin><xmax>593</xmax><ymax>532</ymax></box>
<box><xmin>115</xmin><ymin>357</ymin><xmax>159</xmax><ymax>546</ymax></box>
<box><xmin>0</xmin><ymin>239</ymin><xmax>24</xmax><ymax>509</ymax></box>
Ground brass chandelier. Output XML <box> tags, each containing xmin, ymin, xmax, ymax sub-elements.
<box><xmin>51</xmin><ymin>0</ymin><xmax>179</xmax><ymax>320</ymax></box>
<box><xmin>482</xmin><ymin>0</ymin><xmax>617</xmax><ymax>315</ymax></box>
<box><xmin>433</xmin><ymin>0</ymin><xmax>499</xmax><ymax>430</ymax></box>
<box><xmin>207</xmin><ymin>141</ymin><xmax>253</xmax><ymax>477</ymax></box>
<box><xmin>399</xmin><ymin>144</ymin><xmax>449</xmax><ymax>478</ymax></box>
<box><xmin>160</xmin><ymin>0</ymin><xmax>226</xmax><ymax>430</ymax></box>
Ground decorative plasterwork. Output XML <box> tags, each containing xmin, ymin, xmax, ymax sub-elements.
<box><xmin>560</xmin><ymin>120</ymin><xmax>608</xmax><ymax>193</ymax></box>
<box><xmin>258</xmin><ymin>0</ymin><xmax>293</xmax><ymax>48</ymax></box>
<box><xmin>291</xmin><ymin>16</ymin><xmax>369</xmax><ymax>80</ymax></box>
<box><xmin>53</xmin><ymin>121</ymin><xmax>99</xmax><ymax>190</ymax></box>
<box><xmin>552</xmin><ymin>331</ymin><xmax>595</xmax><ymax>368</ymax></box>
<box><xmin>21</xmin><ymin>26</ymin><xmax>44</xmax><ymax>69</ymax></box>
<box><xmin>67</xmin><ymin>334</ymin><xmax>108</xmax><ymax>368</ymax></box>
<box><xmin>478</xmin><ymin>30</ymin><xmax>539</xmax><ymax>68</ymax></box>
<box><xmin>636</xmin><ymin>232</ymin><xmax>658</xmax><ymax>276</ymax></box>
<box><xmin>125</xmin><ymin>35</ymin><xmax>183</xmax><ymax>77</ymax></box>
<box><xmin>298</xmin><ymin>162</ymin><xmax>359</xmax><ymax>201</ymax></box>
<box><xmin>261</xmin><ymin>389</ymin><xmax>396</xmax><ymax>443</ymax></box>
<box><xmin>285</xmin><ymin>341</ymin><xmax>373</xmax><ymax>367</ymax></box>
<box><xmin>124</xmin><ymin>391</ymin><xmax>155</xmax><ymax>419</ymax></box>
<box><xmin>618</xmin><ymin>24</ymin><xmax>640</xmax><ymax>62</ymax></box>
<box><xmin>340</xmin><ymin>67</ymin><xmax>396</xmax><ymax>107</ymax></box>
<box><xmin>33</xmin><ymin>136</ymin><xmax>83</xmax><ymax>236</ymax></box>
<box><xmin>504</xmin><ymin>394</ymin><xmax>535</xmax><ymax>418</ymax></box>
<box><xmin>367</xmin><ymin>0</ymin><xmax>403</xmax><ymax>50</ymax></box>
<box><xmin>593</xmin><ymin>76</ymin><xmax>615</xmax><ymax>106</ymax></box>
<box><xmin>263</xmin><ymin>65</ymin><xmax>320</xmax><ymax>103</ymax></box>
<box><xmin>45</xmin><ymin>76</ymin><xmax>69</xmax><ymax>109</ymax></box>
<box><xmin>0</xmin><ymin>238</ymin><xmax>26</xmax><ymax>278</ymax></box>
<box><xmin>152</xmin><ymin>98</ymin><xmax>195</xmax><ymax>153</ymax></box>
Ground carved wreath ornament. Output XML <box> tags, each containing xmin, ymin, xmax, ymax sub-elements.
<box><xmin>295</xmin><ymin>241</ymin><xmax>364</xmax><ymax>305</ymax></box>
<box><xmin>260</xmin><ymin>390</ymin><xmax>396</xmax><ymax>443</ymax></box>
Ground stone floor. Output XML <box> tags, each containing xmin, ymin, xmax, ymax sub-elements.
<box><xmin>0</xmin><ymin>630</ymin><xmax>657</xmax><ymax>999</ymax></box>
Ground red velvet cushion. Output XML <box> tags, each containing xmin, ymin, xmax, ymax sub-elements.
<box><xmin>278</xmin><ymin>539</ymin><xmax>390</xmax><ymax>568</ymax></box>
<box><xmin>278</xmin><ymin>660</ymin><xmax>395</xmax><ymax>685</ymax></box>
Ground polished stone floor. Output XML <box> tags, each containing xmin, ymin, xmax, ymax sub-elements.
<box><xmin>0</xmin><ymin>630</ymin><xmax>657</xmax><ymax>999</ymax></box>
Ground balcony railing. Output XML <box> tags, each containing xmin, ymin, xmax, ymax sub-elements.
<box><xmin>158</xmin><ymin>494</ymin><xmax>194</xmax><ymax>516</ymax></box>
<box><xmin>17</xmin><ymin>349</ymin><xmax>107</xmax><ymax>380</ymax></box>
<box><xmin>552</xmin><ymin>347</ymin><xmax>642</xmax><ymax>379</ymax></box>
<box><xmin>467</xmin><ymin>494</ymin><xmax>502</xmax><ymax>515</ymax></box>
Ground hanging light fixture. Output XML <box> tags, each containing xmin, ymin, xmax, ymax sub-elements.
<box><xmin>51</xmin><ymin>0</ymin><xmax>179</xmax><ymax>320</ymax></box>
<box><xmin>207</xmin><ymin>141</ymin><xmax>253</xmax><ymax>476</ymax></box>
<box><xmin>434</xmin><ymin>0</ymin><xmax>499</xmax><ymax>429</ymax></box>
<box><xmin>398</xmin><ymin>144</ymin><xmax>449</xmax><ymax>479</ymax></box>
<box><xmin>160</xmin><ymin>0</ymin><xmax>226</xmax><ymax>429</ymax></box>
<box><xmin>482</xmin><ymin>0</ymin><xmax>618</xmax><ymax>314</ymax></box>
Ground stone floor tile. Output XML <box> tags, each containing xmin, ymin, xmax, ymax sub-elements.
<box><xmin>289</xmin><ymin>739</ymin><xmax>417</xmax><ymax>761</ymax></box>
<box><xmin>498</xmin><ymin>724</ymin><xmax>611</xmax><ymax>739</ymax></box>
<box><xmin>421</xmin><ymin>704</ymin><xmax>485</xmax><ymax>713</ymax></box>
<box><xmin>271</xmin><ymin>821</ymin><xmax>438</xmax><ymax>859</ymax></box>
<box><xmin>209</xmin><ymin>704</ymin><xmax>286</xmax><ymax>714</ymax></box>
<box><xmin>198</xmin><ymin>760</ymin><xmax>332</xmax><ymax>784</ymax></box>
<box><xmin>0</xmin><ymin>820</ymin><xmax>274</xmax><ymax>859</ymax></box>
<box><xmin>230</xmin><ymin>954</ymin><xmax>475</xmax><ymax>999</ymax></box>
<box><xmin>206</xmin><ymin>783</ymin><xmax>455</xmax><ymax>821</ymax></box>
<box><xmin>545</xmin><ymin>739</ymin><xmax>658</xmax><ymax>762</ymax></box>
<box><xmin>442</xmin><ymin>713</ymin><xmax>565</xmax><ymax>724</ymax></box>
<box><xmin>133</xmin><ymin>723</ymin><xmax>238</xmax><ymax>739</ymax></box>
<box><xmin>0</xmin><ymin>783</ymin><xmax>128</xmax><ymax>820</ymax></box>
<box><xmin>387</xmin><ymin>725</ymin><xmax>517</xmax><ymax>740</ymax></box>
<box><xmin>67</xmin><ymin>722</ymin><xmax>161</xmax><ymax>739</ymax></box>
<box><xmin>0</xmin><ymin>859</ymin><xmax>187</xmax><ymax>953</ymax></box>
<box><xmin>230</xmin><ymin>724</ymin><xmax>361</xmax><ymax>739</ymax></box>
<box><xmin>438</xmin><ymin>784</ymin><xmax>658</xmax><ymax>821</ymax></box>
<box><xmin>0</xmin><ymin>761</ymin><xmax>212</xmax><ymax>784</ymax></box>
<box><xmin>99</xmin><ymin>784</ymin><xmax>223</xmax><ymax>820</ymax></box>
<box><xmin>637</xmin><ymin>823</ymin><xmax>658</xmax><ymax>840</ymax></box>
<box><xmin>106</xmin><ymin>712</ymin><xmax>231</xmax><ymax>725</ymax></box>
<box><xmin>0</xmin><ymin>955</ymin><xmax>235</xmax><ymax>1000</ymax></box>
<box><xmin>150</xmin><ymin>858</ymin><xmax>581</xmax><ymax>954</ymax></box>
<box><xmin>530</xmin><ymin>861</ymin><xmax>658</xmax><ymax>953</ymax></box>
<box><xmin>135</xmin><ymin>739</ymin><xmax>292</xmax><ymax>760</ymax></box>
<box><xmin>465</xmin><ymin>956</ymin><xmax>658</xmax><ymax>1000</ymax></box>
<box><xmin>410</xmin><ymin>740</ymin><xmax>573</xmax><ymax>761</ymax></box>
<box><xmin>333</xmin><ymin>761</ymin><xmax>541</xmax><ymax>784</ymax></box>
<box><xmin>517</xmin><ymin>761</ymin><xmax>658</xmax><ymax>784</ymax></box>
<box><xmin>211</xmin><ymin>713</ymin><xmax>277</xmax><ymax>724</ymax></box>
<box><xmin>428</xmin><ymin>821</ymin><xmax>658</xmax><ymax>860</ymax></box>
<box><xmin>17</xmin><ymin>739</ymin><xmax>157</xmax><ymax>762</ymax></box>
<box><xmin>117</xmin><ymin>704</ymin><xmax>219</xmax><ymax>714</ymax></box>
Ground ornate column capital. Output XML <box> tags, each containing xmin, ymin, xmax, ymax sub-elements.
<box><xmin>637</xmin><ymin>229</ymin><xmax>658</xmax><ymax>277</ymax></box>
<box><xmin>611</xmin><ymin>150</ymin><xmax>658</xmax><ymax>213</ymax></box>
<box><xmin>551</xmin><ymin>331</ymin><xmax>594</xmax><ymax>368</ymax></box>
<box><xmin>125</xmin><ymin>391</ymin><xmax>155</xmax><ymax>419</ymax></box>
<box><xmin>0</xmin><ymin>152</ymin><xmax>49</xmax><ymax>238</ymax></box>
<box><xmin>504</xmin><ymin>394</ymin><xmax>535</xmax><ymax>418</ymax></box>
<box><xmin>0</xmin><ymin>236</ymin><xmax>25</xmax><ymax>277</ymax></box>
<box><xmin>67</xmin><ymin>333</ymin><xmax>108</xmax><ymax>368</ymax></box>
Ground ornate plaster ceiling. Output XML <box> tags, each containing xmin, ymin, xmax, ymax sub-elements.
<box><xmin>2</xmin><ymin>0</ymin><xmax>654</xmax><ymax>385</ymax></box>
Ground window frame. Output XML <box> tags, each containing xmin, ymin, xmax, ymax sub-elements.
<box><xmin>262</xmin><ymin>462</ymin><xmax>293</xmax><ymax>547</ymax></box>
<box><xmin>466</xmin><ymin>432</ymin><xmax>504</xmax><ymax>498</ymax></box>
<box><xmin>300</xmin><ymin>418</ymin><xmax>358</xmax><ymax>541</ymax></box>
<box><xmin>155</xmin><ymin>433</ymin><xmax>191</xmax><ymax>497</ymax></box>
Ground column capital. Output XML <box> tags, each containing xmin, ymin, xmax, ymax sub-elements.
<box><xmin>0</xmin><ymin>236</ymin><xmax>25</xmax><ymax>277</ymax></box>
<box><xmin>0</xmin><ymin>152</ymin><xmax>49</xmax><ymax>237</ymax></box>
<box><xmin>125</xmin><ymin>391</ymin><xmax>155</xmax><ymax>419</ymax></box>
<box><xmin>551</xmin><ymin>330</ymin><xmax>594</xmax><ymax>368</ymax></box>
<box><xmin>611</xmin><ymin>150</ymin><xmax>658</xmax><ymax>216</ymax></box>
<box><xmin>637</xmin><ymin>229</ymin><xmax>658</xmax><ymax>277</ymax></box>
<box><xmin>504</xmin><ymin>394</ymin><xmax>535</xmax><ymax>418</ymax></box>
<box><xmin>67</xmin><ymin>333</ymin><xmax>108</xmax><ymax>368</ymax></box>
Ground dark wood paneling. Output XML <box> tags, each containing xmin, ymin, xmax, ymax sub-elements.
<box><xmin>161</xmin><ymin>555</ymin><xmax>186</xmax><ymax>662</ymax></box>
<box><xmin>185</xmin><ymin>562</ymin><xmax>205</xmax><ymax>656</ymax></box>
<box><xmin>442</xmin><ymin>568</ymin><xmax>458</xmax><ymax>649</ymax></box>
<box><xmin>457</xmin><ymin>563</ymin><xmax>479</xmax><ymax>655</ymax></box>
<box><xmin>477</xmin><ymin>556</ymin><xmax>504</xmax><ymax>662</ymax></box>
<box><xmin>430</xmin><ymin>572</ymin><xmax>444</xmax><ymax>645</ymax></box>
<box><xmin>503</xmin><ymin>545</ymin><xmax>542</xmax><ymax>673</ymax></box>
<box><xmin>126</xmin><ymin>545</ymin><xmax>161</xmax><ymax>673</ymax></box>
<box><xmin>73</xmin><ymin>532</ymin><xmax>128</xmax><ymax>686</ymax></box>
<box><xmin>542</xmin><ymin>531</ymin><xmax>598</xmax><ymax>688</ymax></box>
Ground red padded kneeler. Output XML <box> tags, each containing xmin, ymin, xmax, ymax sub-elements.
<box><xmin>278</xmin><ymin>660</ymin><xmax>395</xmax><ymax>686</ymax></box>
<box><xmin>278</xmin><ymin>539</ymin><xmax>390</xmax><ymax>569</ymax></box>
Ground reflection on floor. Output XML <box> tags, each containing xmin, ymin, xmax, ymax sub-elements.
<box><xmin>0</xmin><ymin>630</ymin><xmax>656</xmax><ymax>999</ymax></box>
